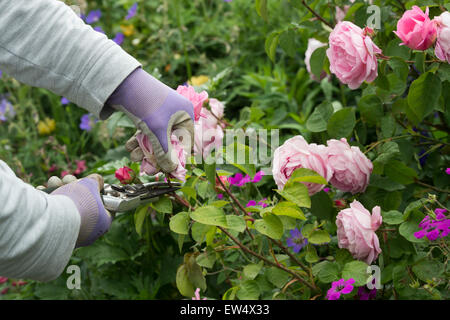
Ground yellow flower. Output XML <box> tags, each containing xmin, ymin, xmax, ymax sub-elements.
<box><xmin>189</xmin><ymin>75</ymin><xmax>209</xmax><ymax>86</ymax></box>
<box><xmin>37</xmin><ymin>118</ymin><xmax>56</xmax><ymax>135</ymax></box>
<box><xmin>120</xmin><ymin>24</ymin><xmax>135</xmax><ymax>37</ymax></box>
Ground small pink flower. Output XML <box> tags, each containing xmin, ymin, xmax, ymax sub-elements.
<box><xmin>434</xmin><ymin>12</ymin><xmax>450</xmax><ymax>63</ymax></box>
<box><xmin>115</xmin><ymin>166</ymin><xmax>134</xmax><ymax>184</ymax></box>
<box><xmin>326</xmin><ymin>138</ymin><xmax>373</xmax><ymax>194</ymax></box>
<box><xmin>192</xmin><ymin>288</ymin><xmax>207</xmax><ymax>300</ymax></box>
<box><xmin>136</xmin><ymin>133</ymin><xmax>187</xmax><ymax>181</ymax></box>
<box><xmin>272</xmin><ymin>135</ymin><xmax>332</xmax><ymax>196</ymax></box>
<box><xmin>194</xmin><ymin>98</ymin><xmax>225</xmax><ymax>159</ymax></box>
<box><xmin>336</xmin><ymin>200</ymin><xmax>382</xmax><ymax>264</ymax></box>
<box><xmin>74</xmin><ymin>160</ymin><xmax>87</xmax><ymax>175</ymax></box>
<box><xmin>394</xmin><ymin>6</ymin><xmax>437</xmax><ymax>51</ymax></box>
<box><xmin>327</xmin><ymin>21</ymin><xmax>382</xmax><ymax>89</ymax></box>
<box><xmin>0</xmin><ymin>277</ymin><xmax>7</xmax><ymax>284</ymax></box>
<box><xmin>176</xmin><ymin>85</ymin><xmax>208</xmax><ymax>121</ymax></box>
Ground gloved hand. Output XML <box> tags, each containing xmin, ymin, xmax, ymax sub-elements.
<box><xmin>40</xmin><ymin>174</ymin><xmax>112</xmax><ymax>248</ymax></box>
<box><xmin>105</xmin><ymin>67</ymin><xmax>195</xmax><ymax>173</ymax></box>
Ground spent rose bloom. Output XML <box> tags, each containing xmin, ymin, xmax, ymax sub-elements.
<box><xmin>115</xmin><ymin>166</ymin><xmax>134</xmax><ymax>184</ymax></box>
<box><xmin>394</xmin><ymin>6</ymin><xmax>437</xmax><ymax>51</ymax></box>
<box><xmin>272</xmin><ymin>135</ymin><xmax>333</xmax><ymax>196</ymax></box>
<box><xmin>136</xmin><ymin>132</ymin><xmax>187</xmax><ymax>181</ymax></box>
<box><xmin>336</xmin><ymin>201</ymin><xmax>382</xmax><ymax>264</ymax></box>
<box><xmin>194</xmin><ymin>98</ymin><xmax>225</xmax><ymax>158</ymax></box>
<box><xmin>305</xmin><ymin>38</ymin><xmax>328</xmax><ymax>81</ymax></box>
<box><xmin>176</xmin><ymin>84</ymin><xmax>208</xmax><ymax>121</ymax></box>
<box><xmin>434</xmin><ymin>12</ymin><xmax>450</xmax><ymax>63</ymax></box>
<box><xmin>327</xmin><ymin>21</ymin><xmax>382</xmax><ymax>90</ymax></box>
<box><xmin>326</xmin><ymin>138</ymin><xmax>373</xmax><ymax>194</ymax></box>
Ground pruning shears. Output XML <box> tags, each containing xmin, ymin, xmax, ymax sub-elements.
<box><xmin>43</xmin><ymin>180</ymin><xmax>181</xmax><ymax>214</ymax></box>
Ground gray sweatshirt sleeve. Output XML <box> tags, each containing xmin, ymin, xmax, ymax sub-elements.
<box><xmin>0</xmin><ymin>160</ymin><xmax>81</xmax><ymax>282</ymax></box>
<box><xmin>0</xmin><ymin>0</ymin><xmax>141</xmax><ymax>119</ymax></box>
<box><xmin>0</xmin><ymin>0</ymin><xmax>141</xmax><ymax>281</ymax></box>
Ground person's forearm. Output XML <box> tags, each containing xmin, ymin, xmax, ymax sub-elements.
<box><xmin>0</xmin><ymin>0</ymin><xmax>141</xmax><ymax>119</ymax></box>
<box><xmin>0</xmin><ymin>160</ymin><xmax>80</xmax><ymax>282</ymax></box>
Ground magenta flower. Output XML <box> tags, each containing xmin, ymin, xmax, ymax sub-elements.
<box><xmin>217</xmin><ymin>194</ymin><xmax>224</xmax><ymax>200</ymax></box>
<box><xmin>323</xmin><ymin>187</ymin><xmax>331</xmax><ymax>193</ymax></box>
<box><xmin>125</xmin><ymin>3</ymin><xmax>138</xmax><ymax>20</ymax></box>
<box><xmin>0</xmin><ymin>277</ymin><xmax>7</xmax><ymax>284</ymax></box>
<box><xmin>286</xmin><ymin>228</ymin><xmax>308</xmax><ymax>253</ymax></box>
<box><xmin>252</xmin><ymin>170</ymin><xmax>265</xmax><ymax>183</ymax></box>
<box><xmin>326</xmin><ymin>278</ymin><xmax>355</xmax><ymax>300</ymax></box>
<box><xmin>228</xmin><ymin>171</ymin><xmax>264</xmax><ymax>187</ymax></box>
<box><xmin>85</xmin><ymin>10</ymin><xmax>102</xmax><ymax>24</ymax></box>
<box><xmin>446</xmin><ymin>168</ymin><xmax>450</xmax><ymax>175</ymax></box>
<box><xmin>414</xmin><ymin>211</ymin><xmax>450</xmax><ymax>241</ymax></box>
<box><xmin>246</xmin><ymin>200</ymin><xmax>257</xmax><ymax>207</ymax></box>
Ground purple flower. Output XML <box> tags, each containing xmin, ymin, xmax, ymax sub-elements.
<box><xmin>93</xmin><ymin>26</ymin><xmax>105</xmax><ymax>34</ymax></box>
<box><xmin>414</xmin><ymin>212</ymin><xmax>450</xmax><ymax>241</ymax></box>
<box><xmin>357</xmin><ymin>285</ymin><xmax>377</xmax><ymax>300</ymax></box>
<box><xmin>113</xmin><ymin>32</ymin><xmax>125</xmax><ymax>45</ymax></box>
<box><xmin>85</xmin><ymin>10</ymin><xmax>102</xmax><ymax>24</ymax></box>
<box><xmin>0</xmin><ymin>98</ymin><xmax>15</xmax><ymax>121</ymax></box>
<box><xmin>125</xmin><ymin>3</ymin><xmax>138</xmax><ymax>20</ymax></box>
<box><xmin>61</xmin><ymin>97</ymin><xmax>70</xmax><ymax>105</ymax></box>
<box><xmin>323</xmin><ymin>187</ymin><xmax>330</xmax><ymax>193</ymax></box>
<box><xmin>0</xmin><ymin>69</ymin><xmax>2</xmax><ymax>79</ymax></box>
<box><xmin>286</xmin><ymin>228</ymin><xmax>308</xmax><ymax>253</ymax></box>
<box><xmin>326</xmin><ymin>278</ymin><xmax>355</xmax><ymax>300</ymax></box>
<box><xmin>79</xmin><ymin>114</ymin><xmax>98</xmax><ymax>131</ymax></box>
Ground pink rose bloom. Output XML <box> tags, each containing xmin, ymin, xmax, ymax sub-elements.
<box><xmin>327</xmin><ymin>22</ymin><xmax>382</xmax><ymax>90</ymax></box>
<box><xmin>336</xmin><ymin>200</ymin><xmax>382</xmax><ymax>264</ymax></box>
<box><xmin>176</xmin><ymin>84</ymin><xmax>208</xmax><ymax>121</ymax></box>
<box><xmin>305</xmin><ymin>38</ymin><xmax>328</xmax><ymax>81</ymax></box>
<box><xmin>136</xmin><ymin>132</ymin><xmax>187</xmax><ymax>181</ymax></box>
<box><xmin>434</xmin><ymin>12</ymin><xmax>450</xmax><ymax>63</ymax></box>
<box><xmin>272</xmin><ymin>135</ymin><xmax>333</xmax><ymax>196</ymax></box>
<box><xmin>394</xmin><ymin>6</ymin><xmax>437</xmax><ymax>51</ymax></box>
<box><xmin>194</xmin><ymin>98</ymin><xmax>225</xmax><ymax>158</ymax></box>
<box><xmin>115</xmin><ymin>166</ymin><xmax>134</xmax><ymax>184</ymax></box>
<box><xmin>326</xmin><ymin>138</ymin><xmax>373</xmax><ymax>194</ymax></box>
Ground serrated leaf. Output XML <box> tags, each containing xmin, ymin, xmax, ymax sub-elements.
<box><xmin>226</xmin><ymin>215</ymin><xmax>246</xmax><ymax>233</ymax></box>
<box><xmin>236</xmin><ymin>280</ymin><xmax>260</xmax><ymax>300</ymax></box>
<box><xmin>190</xmin><ymin>206</ymin><xmax>228</xmax><ymax>228</ymax></box>
<box><xmin>169</xmin><ymin>211</ymin><xmax>190</xmax><ymax>235</ymax></box>
<box><xmin>408</xmin><ymin>72</ymin><xmax>442</xmax><ymax>121</ymax></box>
<box><xmin>385</xmin><ymin>160</ymin><xmax>417</xmax><ymax>185</ymax></box>
<box><xmin>310</xmin><ymin>47</ymin><xmax>327</xmax><ymax>80</ymax></box>
<box><xmin>306</xmin><ymin>102</ymin><xmax>334</xmax><ymax>132</ymax></box>
<box><xmin>327</xmin><ymin>108</ymin><xmax>356</xmax><ymax>139</ymax></box>
<box><xmin>342</xmin><ymin>261</ymin><xmax>369</xmax><ymax>287</ymax></box>
<box><xmin>151</xmin><ymin>196</ymin><xmax>173</xmax><ymax>214</ymax></box>
<box><xmin>254</xmin><ymin>214</ymin><xmax>284</xmax><ymax>239</ymax></box>
<box><xmin>275</xmin><ymin>182</ymin><xmax>311</xmax><ymax>208</ymax></box>
<box><xmin>381</xmin><ymin>210</ymin><xmax>404</xmax><ymax>225</ymax></box>
<box><xmin>243</xmin><ymin>262</ymin><xmax>264</xmax><ymax>280</ymax></box>
<box><xmin>176</xmin><ymin>264</ymin><xmax>195</xmax><ymax>297</ymax></box>
<box><xmin>265</xmin><ymin>31</ymin><xmax>280</xmax><ymax>62</ymax></box>
<box><xmin>272</xmin><ymin>201</ymin><xmax>306</xmax><ymax>220</ymax></box>
<box><xmin>308</xmin><ymin>230</ymin><xmax>331</xmax><ymax>244</ymax></box>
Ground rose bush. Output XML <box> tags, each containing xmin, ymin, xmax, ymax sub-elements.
<box><xmin>1</xmin><ymin>0</ymin><xmax>449</xmax><ymax>302</ymax></box>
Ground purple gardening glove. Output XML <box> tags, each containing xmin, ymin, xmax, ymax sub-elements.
<box><xmin>106</xmin><ymin>67</ymin><xmax>195</xmax><ymax>173</ymax></box>
<box><xmin>49</xmin><ymin>174</ymin><xmax>112</xmax><ymax>248</ymax></box>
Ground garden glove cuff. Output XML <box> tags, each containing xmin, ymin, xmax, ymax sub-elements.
<box><xmin>105</xmin><ymin>67</ymin><xmax>195</xmax><ymax>172</ymax></box>
<box><xmin>50</xmin><ymin>174</ymin><xmax>112</xmax><ymax>248</ymax></box>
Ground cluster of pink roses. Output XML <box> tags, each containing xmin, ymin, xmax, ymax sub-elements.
<box><xmin>134</xmin><ymin>84</ymin><xmax>225</xmax><ymax>181</ymax></box>
<box><xmin>272</xmin><ymin>135</ymin><xmax>373</xmax><ymax>196</ymax></box>
<box><xmin>306</xmin><ymin>6</ymin><xmax>450</xmax><ymax>89</ymax></box>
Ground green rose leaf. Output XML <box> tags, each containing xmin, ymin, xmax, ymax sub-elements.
<box><xmin>308</xmin><ymin>230</ymin><xmax>331</xmax><ymax>245</ymax></box>
<box><xmin>342</xmin><ymin>261</ymin><xmax>369</xmax><ymax>287</ymax></box>
<box><xmin>275</xmin><ymin>182</ymin><xmax>311</xmax><ymax>208</ymax></box>
<box><xmin>169</xmin><ymin>211</ymin><xmax>190</xmax><ymax>235</ymax></box>
<box><xmin>384</xmin><ymin>160</ymin><xmax>418</xmax><ymax>185</ymax></box>
<box><xmin>272</xmin><ymin>201</ymin><xmax>306</xmax><ymax>220</ymax></box>
<box><xmin>381</xmin><ymin>210</ymin><xmax>404</xmax><ymax>225</ymax></box>
<box><xmin>327</xmin><ymin>108</ymin><xmax>356</xmax><ymax>139</ymax></box>
<box><xmin>407</xmin><ymin>72</ymin><xmax>442</xmax><ymax>121</ymax></box>
<box><xmin>226</xmin><ymin>215</ymin><xmax>247</xmax><ymax>233</ymax></box>
<box><xmin>306</xmin><ymin>102</ymin><xmax>334</xmax><ymax>133</ymax></box>
<box><xmin>254</xmin><ymin>213</ymin><xmax>284</xmax><ymax>239</ymax></box>
<box><xmin>190</xmin><ymin>206</ymin><xmax>228</xmax><ymax>228</ymax></box>
<box><xmin>310</xmin><ymin>47</ymin><xmax>327</xmax><ymax>80</ymax></box>
<box><xmin>358</xmin><ymin>95</ymin><xmax>384</xmax><ymax>126</ymax></box>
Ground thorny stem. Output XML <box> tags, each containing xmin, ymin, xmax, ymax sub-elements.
<box><xmin>301</xmin><ymin>0</ymin><xmax>334</xmax><ymax>29</ymax></box>
<box><xmin>170</xmin><ymin>175</ymin><xmax>320</xmax><ymax>293</ymax></box>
